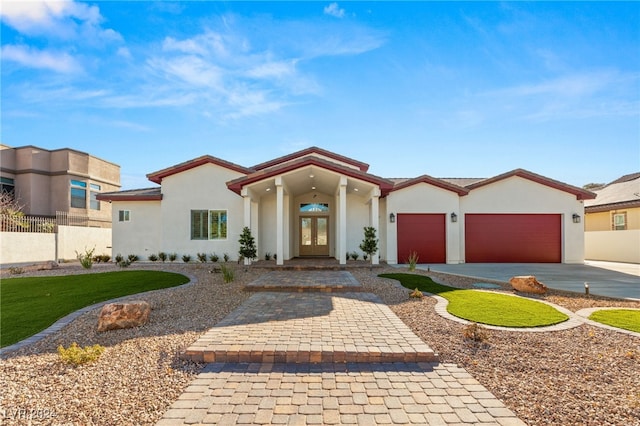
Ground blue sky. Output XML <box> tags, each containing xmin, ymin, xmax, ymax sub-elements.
<box><xmin>2</xmin><ymin>1</ymin><xmax>638</xmax><ymax>190</ymax></box>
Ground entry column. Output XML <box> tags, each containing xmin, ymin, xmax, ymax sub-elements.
<box><xmin>276</xmin><ymin>177</ymin><xmax>284</xmax><ymax>265</ymax></box>
<box><xmin>370</xmin><ymin>187</ymin><xmax>380</xmax><ymax>265</ymax></box>
<box><xmin>338</xmin><ymin>176</ymin><xmax>347</xmax><ymax>265</ymax></box>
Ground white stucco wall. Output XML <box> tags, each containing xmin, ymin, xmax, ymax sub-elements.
<box><xmin>1</xmin><ymin>232</ymin><xmax>55</xmax><ymax>264</ymax></box>
<box><xmin>111</xmin><ymin>200</ymin><xmax>162</xmax><ymax>259</ymax></box>
<box><xmin>1</xmin><ymin>227</ymin><xmax>111</xmax><ymax>265</ymax></box>
<box><xmin>345</xmin><ymin>193</ymin><xmax>372</xmax><ymax>258</ymax></box>
<box><xmin>460</xmin><ymin>176</ymin><xmax>586</xmax><ymax>263</ymax></box>
<box><xmin>385</xmin><ymin>182</ymin><xmax>461</xmax><ymax>264</ymax></box>
<box><xmin>160</xmin><ymin>164</ymin><xmax>245</xmax><ymax>261</ymax></box>
<box><xmin>57</xmin><ymin>225</ymin><xmax>112</xmax><ymax>260</ymax></box>
<box><xmin>259</xmin><ymin>193</ymin><xmax>277</xmax><ymax>258</ymax></box>
<box><xmin>585</xmin><ymin>230</ymin><xmax>640</xmax><ymax>264</ymax></box>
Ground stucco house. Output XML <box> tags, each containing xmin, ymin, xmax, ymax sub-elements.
<box><xmin>585</xmin><ymin>172</ymin><xmax>640</xmax><ymax>264</ymax></box>
<box><xmin>0</xmin><ymin>144</ymin><xmax>120</xmax><ymax>228</ymax></box>
<box><xmin>98</xmin><ymin>147</ymin><xmax>595</xmax><ymax>265</ymax></box>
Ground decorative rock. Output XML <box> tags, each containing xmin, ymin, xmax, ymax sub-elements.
<box><xmin>97</xmin><ymin>301</ymin><xmax>150</xmax><ymax>332</ymax></box>
<box><xmin>509</xmin><ymin>275</ymin><xmax>548</xmax><ymax>294</ymax></box>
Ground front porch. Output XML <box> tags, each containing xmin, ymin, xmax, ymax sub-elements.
<box><xmin>228</xmin><ymin>156</ymin><xmax>394</xmax><ymax>266</ymax></box>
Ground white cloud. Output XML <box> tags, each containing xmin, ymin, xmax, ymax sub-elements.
<box><xmin>245</xmin><ymin>60</ymin><xmax>297</xmax><ymax>80</ymax></box>
<box><xmin>479</xmin><ymin>70</ymin><xmax>640</xmax><ymax>122</ymax></box>
<box><xmin>0</xmin><ymin>0</ymin><xmax>121</xmax><ymax>43</ymax></box>
<box><xmin>117</xmin><ymin>47</ymin><xmax>132</xmax><ymax>59</ymax></box>
<box><xmin>324</xmin><ymin>3</ymin><xmax>345</xmax><ymax>19</ymax></box>
<box><xmin>149</xmin><ymin>56</ymin><xmax>224</xmax><ymax>89</ymax></box>
<box><xmin>163</xmin><ymin>32</ymin><xmax>228</xmax><ymax>57</ymax></box>
<box><xmin>1</xmin><ymin>44</ymin><xmax>81</xmax><ymax>73</ymax></box>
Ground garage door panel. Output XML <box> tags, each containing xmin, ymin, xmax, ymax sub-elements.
<box><xmin>465</xmin><ymin>214</ymin><xmax>561</xmax><ymax>263</ymax></box>
<box><xmin>397</xmin><ymin>214</ymin><xmax>446</xmax><ymax>264</ymax></box>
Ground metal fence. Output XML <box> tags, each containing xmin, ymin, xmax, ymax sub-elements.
<box><xmin>56</xmin><ymin>211</ymin><xmax>89</xmax><ymax>227</ymax></box>
<box><xmin>0</xmin><ymin>214</ymin><xmax>56</xmax><ymax>233</ymax></box>
<box><xmin>1</xmin><ymin>212</ymin><xmax>91</xmax><ymax>233</ymax></box>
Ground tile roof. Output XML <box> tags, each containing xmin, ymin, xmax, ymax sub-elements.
<box><xmin>97</xmin><ymin>187</ymin><xmax>162</xmax><ymax>201</ymax></box>
<box><xmin>585</xmin><ymin>173</ymin><xmax>640</xmax><ymax>209</ymax></box>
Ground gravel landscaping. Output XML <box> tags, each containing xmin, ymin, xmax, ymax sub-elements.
<box><xmin>1</xmin><ymin>263</ymin><xmax>639</xmax><ymax>425</ymax></box>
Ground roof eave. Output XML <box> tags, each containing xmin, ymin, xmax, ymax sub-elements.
<box><xmin>466</xmin><ymin>168</ymin><xmax>596</xmax><ymax>200</ymax></box>
<box><xmin>147</xmin><ymin>155</ymin><xmax>252</xmax><ymax>184</ymax></box>
<box><xmin>252</xmin><ymin>146</ymin><xmax>370</xmax><ymax>172</ymax></box>
<box><xmin>228</xmin><ymin>156</ymin><xmax>392</xmax><ymax>195</ymax></box>
<box><xmin>390</xmin><ymin>175</ymin><xmax>469</xmax><ymax>196</ymax></box>
<box><xmin>96</xmin><ymin>194</ymin><xmax>163</xmax><ymax>202</ymax></box>
<box><xmin>585</xmin><ymin>199</ymin><xmax>640</xmax><ymax>213</ymax></box>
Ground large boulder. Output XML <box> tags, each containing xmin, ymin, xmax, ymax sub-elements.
<box><xmin>97</xmin><ymin>301</ymin><xmax>150</xmax><ymax>332</ymax></box>
<box><xmin>509</xmin><ymin>276</ymin><xmax>548</xmax><ymax>295</ymax></box>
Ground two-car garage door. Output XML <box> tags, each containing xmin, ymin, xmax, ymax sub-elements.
<box><xmin>465</xmin><ymin>214</ymin><xmax>561</xmax><ymax>263</ymax></box>
<box><xmin>397</xmin><ymin>213</ymin><xmax>562</xmax><ymax>263</ymax></box>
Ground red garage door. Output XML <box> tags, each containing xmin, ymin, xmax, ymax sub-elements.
<box><xmin>397</xmin><ymin>214</ymin><xmax>446</xmax><ymax>264</ymax></box>
<box><xmin>465</xmin><ymin>214</ymin><xmax>561</xmax><ymax>263</ymax></box>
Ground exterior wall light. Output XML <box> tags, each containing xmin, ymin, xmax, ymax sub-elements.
<box><xmin>572</xmin><ymin>213</ymin><xmax>581</xmax><ymax>223</ymax></box>
<box><xmin>450</xmin><ymin>212</ymin><xmax>458</xmax><ymax>223</ymax></box>
<box><xmin>389</xmin><ymin>213</ymin><xmax>395</xmax><ymax>223</ymax></box>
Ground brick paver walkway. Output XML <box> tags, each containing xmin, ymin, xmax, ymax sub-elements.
<box><xmin>246</xmin><ymin>271</ymin><xmax>363</xmax><ymax>292</ymax></box>
<box><xmin>157</xmin><ymin>271</ymin><xmax>525</xmax><ymax>425</ymax></box>
<box><xmin>183</xmin><ymin>292</ymin><xmax>436</xmax><ymax>364</ymax></box>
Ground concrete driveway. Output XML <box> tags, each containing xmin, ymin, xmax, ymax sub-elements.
<box><xmin>419</xmin><ymin>261</ymin><xmax>640</xmax><ymax>300</ymax></box>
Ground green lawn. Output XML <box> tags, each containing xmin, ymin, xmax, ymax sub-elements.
<box><xmin>1</xmin><ymin>271</ymin><xmax>190</xmax><ymax>347</ymax></box>
<box><xmin>379</xmin><ymin>273</ymin><xmax>569</xmax><ymax>328</ymax></box>
<box><xmin>589</xmin><ymin>309</ymin><xmax>640</xmax><ymax>333</ymax></box>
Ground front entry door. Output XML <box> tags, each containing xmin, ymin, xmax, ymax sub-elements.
<box><xmin>300</xmin><ymin>216</ymin><xmax>329</xmax><ymax>256</ymax></box>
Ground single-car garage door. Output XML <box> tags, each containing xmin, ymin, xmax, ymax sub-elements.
<box><xmin>465</xmin><ymin>214</ymin><xmax>561</xmax><ymax>263</ymax></box>
<box><xmin>397</xmin><ymin>213</ymin><xmax>446</xmax><ymax>264</ymax></box>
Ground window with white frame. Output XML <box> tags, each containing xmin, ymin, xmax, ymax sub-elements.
<box><xmin>90</xmin><ymin>183</ymin><xmax>101</xmax><ymax>210</ymax></box>
<box><xmin>612</xmin><ymin>212</ymin><xmax>626</xmax><ymax>230</ymax></box>
<box><xmin>191</xmin><ymin>210</ymin><xmax>227</xmax><ymax>240</ymax></box>
<box><xmin>118</xmin><ymin>210</ymin><xmax>130</xmax><ymax>222</ymax></box>
<box><xmin>70</xmin><ymin>180</ymin><xmax>87</xmax><ymax>208</ymax></box>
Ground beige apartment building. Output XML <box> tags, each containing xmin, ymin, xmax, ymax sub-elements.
<box><xmin>0</xmin><ymin>144</ymin><xmax>120</xmax><ymax>228</ymax></box>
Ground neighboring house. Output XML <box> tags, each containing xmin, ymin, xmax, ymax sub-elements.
<box><xmin>98</xmin><ymin>146</ymin><xmax>595</xmax><ymax>265</ymax></box>
<box><xmin>0</xmin><ymin>144</ymin><xmax>120</xmax><ymax>228</ymax></box>
<box><xmin>585</xmin><ymin>173</ymin><xmax>640</xmax><ymax>264</ymax></box>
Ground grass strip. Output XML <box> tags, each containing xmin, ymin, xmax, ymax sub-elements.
<box><xmin>589</xmin><ymin>309</ymin><xmax>640</xmax><ymax>333</ymax></box>
<box><xmin>1</xmin><ymin>271</ymin><xmax>189</xmax><ymax>347</ymax></box>
<box><xmin>379</xmin><ymin>273</ymin><xmax>569</xmax><ymax>328</ymax></box>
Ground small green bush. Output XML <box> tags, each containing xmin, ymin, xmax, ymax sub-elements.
<box><xmin>197</xmin><ymin>253</ymin><xmax>207</xmax><ymax>263</ymax></box>
<box><xmin>114</xmin><ymin>254</ymin><xmax>124</xmax><ymax>264</ymax></box>
<box><xmin>182</xmin><ymin>254</ymin><xmax>191</xmax><ymax>263</ymax></box>
<box><xmin>58</xmin><ymin>342</ymin><xmax>105</xmax><ymax>365</ymax></box>
<box><xmin>169</xmin><ymin>253</ymin><xmax>177</xmax><ymax>262</ymax></box>
<box><xmin>223</xmin><ymin>253</ymin><xmax>230</xmax><ymax>262</ymax></box>
<box><xmin>127</xmin><ymin>254</ymin><xmax>139</xmax><ymax>263</ymax></box>
<box><xmin>158</xmin><ymin>252</ymin><xmax>167</xmax><ymax>262</ymax></box>
<box><xmin>209</xmin><ymin>253</ymin><xmax>219</xmax><ymax>263</ymax></box>
<box><xmin>9</xmin><ymin>267</ymin><xmax>24</xmax><ymax>275</ymax></box>
<box><xmin>117</xmin><ymin>259</ymin><xmax>131</xmax><ymax>268</ymax></box>
<box><xmin>219</xmin><ymin>263</ymin><xmax>235</xmax><ymax>283</ymax></box>
<box><xmin>349</xmin><ymin>252</ymin><xmax>359</xmax><ymax>261</ymax></box>
<box><xmin>148</xmin><ymin>254</ymin><xmax>158</xmax><ymax>262</ymax></box>
<box><xmin>463</xmin><ymin>323</ymin><xmax>489</xmax><ymax>343</ymax></box>
<box><xmin>76</xmin><ymin>247</ymin><xmax>95</xmax><ymax>269</ymax></box>
<box><xmin>409</xmin><ymin>288</ymin><xmax>423</xmax><ymax>298</ymax></box>
<box><xmin>265</xmin><ymin>252</ymin><xmax>272</xmax><ymax>261</ymax></box>
<box><xmin>100</xmin><ymin>254</ymin><xmax>111</xmax><ymax>263</ymax></box>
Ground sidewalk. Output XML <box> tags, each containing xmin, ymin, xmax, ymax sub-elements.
<box><xmin>156</xmin><ymin>271</ymin><xmax>525</xmax><ymax>425</ymax></box>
